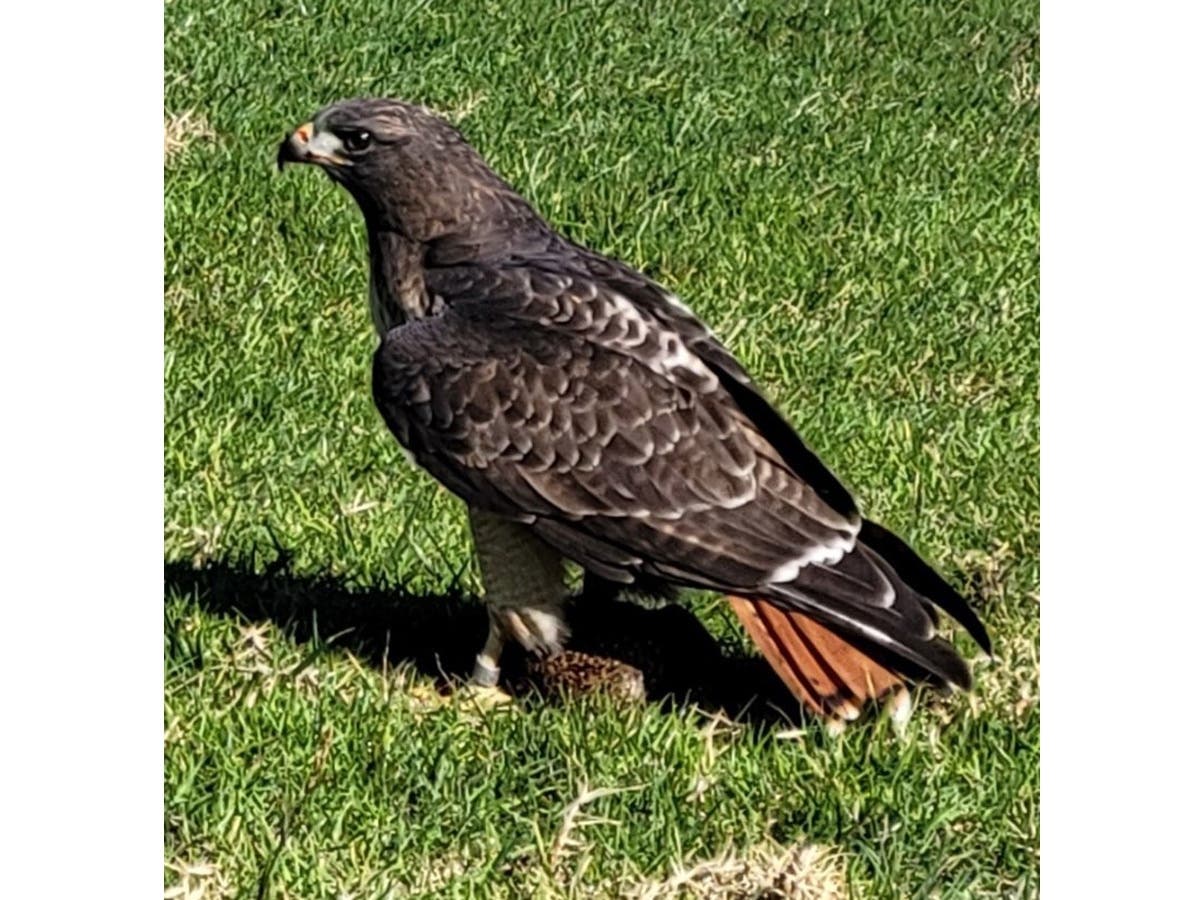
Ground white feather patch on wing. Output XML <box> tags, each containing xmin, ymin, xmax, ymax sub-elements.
<box><xmin>603</xmin><ymin>291</ymin><xmax>719</xmax><ymax>388</ymax></box>
<box><xmin>765</xmin><ymin>539</ymin><xmax>853</xmax><ymax>584</ymax></box>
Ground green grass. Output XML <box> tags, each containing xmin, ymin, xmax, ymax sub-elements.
<box><xmin>165</xmin><ymin>0</ymin><xmax>1038</xmax><ymax>896</ymax></box>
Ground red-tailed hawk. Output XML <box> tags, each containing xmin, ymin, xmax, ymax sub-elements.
<box><xmin>277</xmin><ymin>98</ymin><xmax>990</xmax><ymax>726</ymax></box>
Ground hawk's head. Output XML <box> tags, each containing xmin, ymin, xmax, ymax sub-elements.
<box><xmin>278</xmin><ymin>98</ymin><xmax>540</xmax><ymax>244</ymax></box>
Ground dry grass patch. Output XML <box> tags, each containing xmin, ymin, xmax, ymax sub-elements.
<box><xmin>970</xmin><ymin>631</ymin><xmax>1039</xmax><ymax>721</ymax></box>
<box><xmin>164</xmin><ymin>859</ymin><xmax>233</xmax><ymax>900</ymax></box>
<box><xmin>164</xmin><ymin>110</ymin><xmax>215</xmax><ymax>162</ymax></box>
<box><xmin>164</xmin><ymin>521</ymin><xmax>225</xmax><ymax>568</ymax></box>
<box><xmin>626</xmin><ymin>840</ymin><xmax>846</xmax><ymax>900</ymax></box>
<box><xmin>1007</xmin><ymin>39</ymin><xmax>1040</xmax><ymax>108</ymax></box>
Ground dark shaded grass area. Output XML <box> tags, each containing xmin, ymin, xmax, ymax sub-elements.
<box><xmin>166</xmin><ymin>557</ymin><xmax>808</xmax><ymax>729</ymax></box>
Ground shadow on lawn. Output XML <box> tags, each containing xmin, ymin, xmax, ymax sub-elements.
<box><xmin>164</xmin><ymin>556</ymin><xmax>807</xmax><ymax>731</ymax></box>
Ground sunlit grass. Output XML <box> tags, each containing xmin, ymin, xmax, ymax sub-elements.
<box><xmin>165</xmin><ymin>1</ymin><xmax>1038</xmax><ymax>895</ymax></box>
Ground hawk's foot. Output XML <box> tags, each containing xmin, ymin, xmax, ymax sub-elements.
<box><xmin>471</xmin><ymin>599</ymin><xmax>570</xmax><ymax>688</ymax></box>
<box><xmin>493</xmin><ymin>604</ymin><xmax>569</xmax><ymax>658</ymax></box>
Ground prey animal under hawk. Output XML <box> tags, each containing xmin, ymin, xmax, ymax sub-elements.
<box><xmin>277</xmin><ymin>98</ymin><xmax>991</xmax><ymax>725</ymax></box>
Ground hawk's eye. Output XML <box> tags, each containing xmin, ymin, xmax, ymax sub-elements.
<box><xmin>340</xmin><ymin>130</ymin><xmax>372</xmax><ymax>153</ymax></box>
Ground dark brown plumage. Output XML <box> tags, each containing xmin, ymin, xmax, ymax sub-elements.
<box><xmin>278</xmin><ymin>98</ymin><xmax>991</xmax><ymax>724</ymax></box>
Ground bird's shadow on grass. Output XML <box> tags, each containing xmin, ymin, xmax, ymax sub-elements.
<box><xmin>164</xmin><ymin>555</ymin><xmax>808</xmax><ymax>732</ymax></box>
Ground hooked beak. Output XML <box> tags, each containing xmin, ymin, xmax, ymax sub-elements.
<box><xmin>276</xmin><ymin>122</ymin><xmax>347</xmax><ymax>171</ymax></box>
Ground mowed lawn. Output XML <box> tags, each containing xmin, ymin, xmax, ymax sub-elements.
<box><xmin>164</xmin><ymin>1</ymin><xmax>1038</xmax><ymax>897</ymax></box>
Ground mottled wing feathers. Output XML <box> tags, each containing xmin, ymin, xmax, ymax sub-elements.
<box><xmin>373</xmin><ymin>270</ymin><xmax>856</xmax><ymax>592</ymax></box>
<box><xmin>573</xmin><ymin>249</ymin><xmax>861</xmax><ymax>521</ymax></box>
<box><xmin>373</xmin><ymin>260</ymin><xmax>982</xmax><ymax>692</ymax></box>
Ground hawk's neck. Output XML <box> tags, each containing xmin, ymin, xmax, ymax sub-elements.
<box><xmin>366</xmin><ymin>219</ymin><xmax>560</xmax><ymax>336</ymax></box>
<box><xmin>367</xmin><ymin>229</ymin><xmax>439</xmax><ymax>336</ymax></box>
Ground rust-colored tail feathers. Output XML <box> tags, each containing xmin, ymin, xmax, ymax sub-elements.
<box><xmin>727</xmin><ymin>595</ymin><xmax>909</xmax><ymax>727</ymax></box>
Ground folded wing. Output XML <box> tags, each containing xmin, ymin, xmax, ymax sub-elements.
<box><xmin>373</xmin><ymin>260</ymin><xmax>988</xmax><ymax>697</ymax></box>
